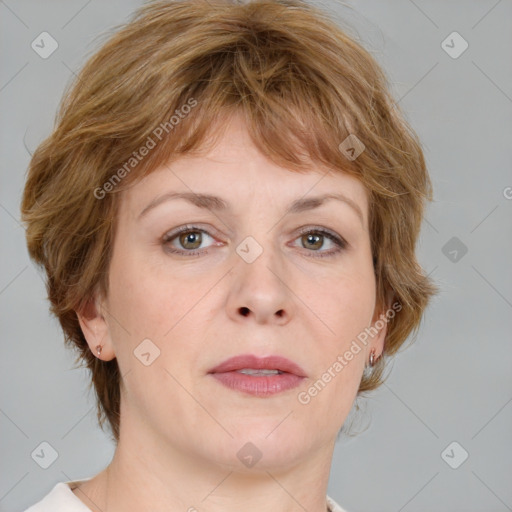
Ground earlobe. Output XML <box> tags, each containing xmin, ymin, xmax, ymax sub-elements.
<box><xmin>369</xmin><ymin>300</ymin><xmax>392</xmax><ymax>361</ymax></box>
<box><xmin>75</xmin><ymin>293</ymin><xmax>116</xmax><ymax>361</ymax></box>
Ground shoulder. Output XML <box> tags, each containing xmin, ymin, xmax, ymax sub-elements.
<box><xmin>327</xmin><ymin>494</ymin><xmax>350</xmax><ymax>512</ymax></box>
<box><xmin>23</xmin><ymin>479</ymin><xmax>93</xmax><ymax>512</ymax></box>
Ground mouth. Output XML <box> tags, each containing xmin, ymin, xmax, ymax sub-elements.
<box><xmin>235</xmin><ymin>368</ymin><xmax>284</xmax><ymax>375</ymax></box>
<box><xmin>208</xmin><ymin>354</ymin><xmax>307</xmax><ymax>397</ymax></box>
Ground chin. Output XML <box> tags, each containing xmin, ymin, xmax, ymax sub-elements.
<box><xmin>204</xmin><ymin>421</ymin><xmax>318</xmax><ymax>471</ymax></box>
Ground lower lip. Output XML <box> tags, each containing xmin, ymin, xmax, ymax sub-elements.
<box><xmin>210</xmin><ymin>371</ymin><xmax>304</xmax><ymax>397</ymax></box>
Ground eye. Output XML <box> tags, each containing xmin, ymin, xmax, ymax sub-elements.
<box><xmin>162</xmin><ymin>225</ymin><xmax>218</xmax><ymax>256</ymax></box>
<box><xmin>291</xmin><ymin>227</ymin><xmax>347</xmax><ymax>258</ymax></box>
<box><xmin>161</xmin><ymin>224</ymin><xmax>347</xmax><ymax>258</ymax></box>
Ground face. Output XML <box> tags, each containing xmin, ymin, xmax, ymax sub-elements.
<box><xmin>81</xmin><ymin>113</ymin><xmax>387</xmax><ymax>472</ymax></box>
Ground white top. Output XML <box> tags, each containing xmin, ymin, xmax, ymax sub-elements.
<box><xmin>23</xmin><ymin>478</ymin><xmax>348</xmax><ymax>512</ymax></box>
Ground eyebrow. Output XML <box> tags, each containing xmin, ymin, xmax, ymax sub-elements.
<box><xmin>138</xmin><ymin>191</ymin><xmax>364</xmax><ymax>226</ymax></box>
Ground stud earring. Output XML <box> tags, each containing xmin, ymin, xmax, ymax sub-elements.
<box><xmin>94</xmin><ymin>324</ymin><xmax>102</xmax><ymax>357</ymax></box>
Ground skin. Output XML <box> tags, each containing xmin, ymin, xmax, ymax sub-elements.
<box><xmin>75</xmin><ymin>112</ymin><xmax>388</xmax><ymax>512</ymax></box>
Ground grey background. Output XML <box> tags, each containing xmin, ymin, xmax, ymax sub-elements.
<box><xmin>1</xmin><ymin>1</ymin><xmax>511</xmax><ymax>511</ymax></box>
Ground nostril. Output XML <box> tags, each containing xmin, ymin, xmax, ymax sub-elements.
<box><xmin>239</xmin><ymin>307</ymin><xmax>250</xmax><ymax>316</ymax></box>
<box><xmin>276</xmin><ymin>310</ymin><xmax>284</xmax><ymax>317</ymax></box>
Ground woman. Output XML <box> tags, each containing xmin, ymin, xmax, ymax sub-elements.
<box><xmin>21</xmin><ymin>0</ymin><xmax>438</xmax><ymax>510</ymax></box>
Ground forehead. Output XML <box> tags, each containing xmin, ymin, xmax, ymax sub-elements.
<box><xmin>120</xmin><ymin>113</ymin><xmax>369</xmax><ymax>226</ymax></box>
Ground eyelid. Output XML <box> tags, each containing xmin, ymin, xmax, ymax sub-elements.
<box><xmin>294</xmin><ymin>225</ymin><xmax>346</xmax><ymax>244</ymax></box>
<box><xmin>162</xmin><ymin>223</ymin><xmax>222</xmax><ymax>242</ymax></box>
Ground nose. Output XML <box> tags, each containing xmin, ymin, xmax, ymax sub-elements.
<box><xmin>226</xmin><ymin>243</ymin><xmax>294</xmax><ymax>326</ymax></box>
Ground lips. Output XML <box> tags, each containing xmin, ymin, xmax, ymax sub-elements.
<box><xmin>208</xmin><ymin>354</ymin><xmax>307</xmax><ymax>397</ymax></box>
<box><xmin>208</xmin><ymin>354</ymin><xmax>307</xmax><ymax>377</ymax></box>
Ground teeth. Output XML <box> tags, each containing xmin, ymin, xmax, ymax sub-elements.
<box><xmin>237</xmin><ymin>368</ymin><xmax>282</xmax><ymax>375</ymax></box>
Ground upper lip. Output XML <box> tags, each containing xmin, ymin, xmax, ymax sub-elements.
<box><xmin>208</xmin><ymin>354</ymin><xmax>307</xmax><ymax>377</ymax></box>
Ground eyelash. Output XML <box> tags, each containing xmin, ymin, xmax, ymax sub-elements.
<box><xmin>162</xmin><ymin>224</ymin><xmax>347</xmax><ymax>259</ymax></box>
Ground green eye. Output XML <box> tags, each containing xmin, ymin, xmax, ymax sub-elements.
<box><xmin>163</xmin><ymin>226</ymin><xmax>216</xmax><ymax>256</ymax></box>
<box><xmin>162</xmin><ymin>225</ymin><xmax>347</xmax><ymax>259</ymax></box>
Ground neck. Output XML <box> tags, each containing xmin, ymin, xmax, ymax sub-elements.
<box><xmin>76</xmin><ymin>421</ymin><xmax>335</xmax><ymax>512</ymax></box>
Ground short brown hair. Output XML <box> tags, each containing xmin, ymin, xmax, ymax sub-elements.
<box><xmin>21</xmin><ymin>0</ymin><xmax>439</xmax><ymax>443</ymax></box>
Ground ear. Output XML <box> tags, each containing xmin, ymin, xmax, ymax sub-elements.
<box><xmin>369</xmin><ymin>296</ymin><xmax>393</xmax><ymax>358</ymax></box>
<box><xmin>75</xmin><ymin>288</ymin><xmax>116</xmax><ymax>361</ymax></box>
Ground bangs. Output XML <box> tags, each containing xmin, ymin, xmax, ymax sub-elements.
<box><xmin>95</xmin><ymin>23</ymin><xmax>366</xmax><ymax>197</ymax></box>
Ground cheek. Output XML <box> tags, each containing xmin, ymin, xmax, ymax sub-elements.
<box><xmin>105</xmin><ymin>247</ymin><xmax>217</xmax><ymax>344</ymax></box>
<box><xmin>305</xmin><ymin>269</ymin><xmax>376</xmax><ymax>344</ymax></box>
<box><xmin>311</xmin><ymin>268</ymin><xmax>376</xmax><ymax>402</ymax></box>
<box><xmin>300</xmin><ymin>280</ymin><xmax>372</xmax><ymax>417</ymax></box>
<box><xmin>291</xmin><ymin>238</ymin><xmax>376</xmax><ymax>340</ymax></box>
